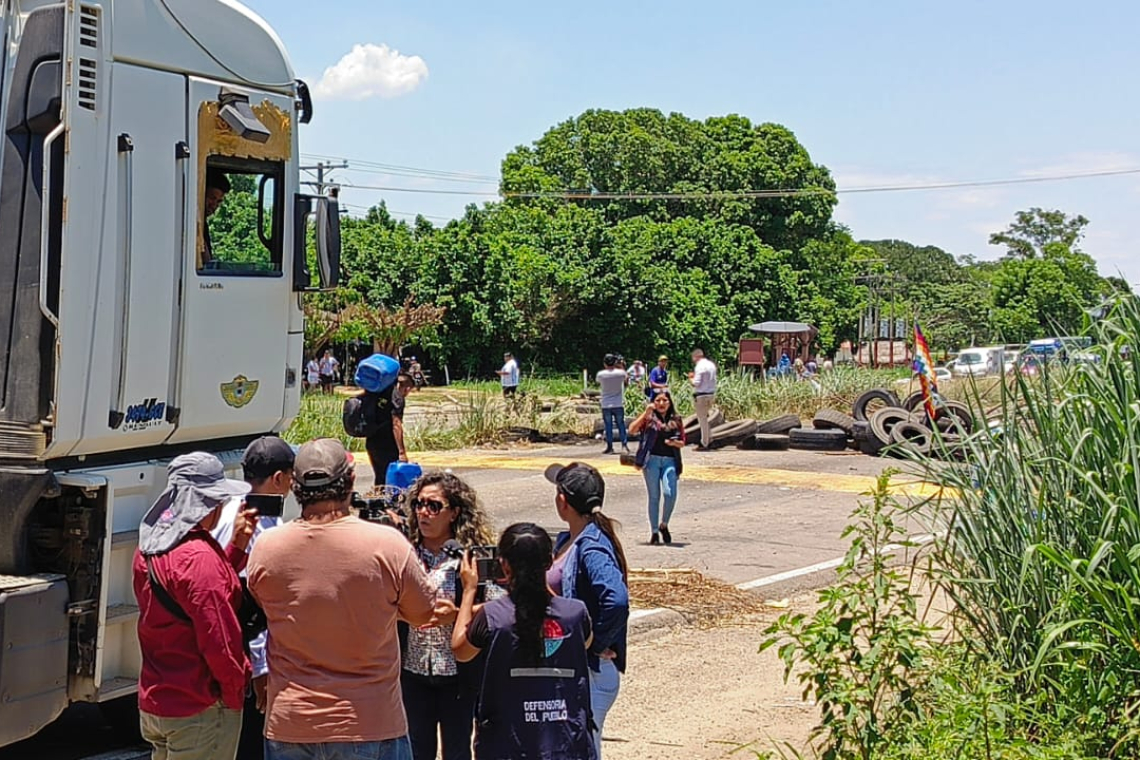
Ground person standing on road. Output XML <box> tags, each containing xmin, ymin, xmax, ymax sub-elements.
<box><xmin>401</xmin><ymin>472</ymin><xmax>497</xmax><ymax>760</ymax></box>
<box><xmin>597</xmin><ymin>354</ymin><xmax>629</xmax><ymax>455</ymax></box>
<box><xmin>545</xmin><ymin>463</ymin><xmax>629</xmax><ymax>759</ymax></box>
<box><xmin>133</xmin><ymin>453</ymin><xmax>257</xmax><ymax>760</ymax></box>
<box><xmin>210</xmin><ymin>437</ymin><xmax>295</xmax><ymax>760</ymax></box>
<box><xmin>343</xmin><ymin>357</ymin><xmax>408</xmax><ymax>488</ymax></box>
<box><xmin>318</xmin><ymin>349</ymin><xmax>340</xmax><ymax>394</ymax></box>
<box><xmin>688</xmin><ymin>349</ymin><xmax>718</xmax><ymax>451</ymax></box>
<box><xmin>496</xmin><ymin>352</ymin><xmax>520</xmax><ymax>398</ymax></box>
<box><xmin>629</xmin><ymin>390</ymin><xmax>685</xmax><ymax>545</ymax></box>
<box><xmin>248</xmin><ymin>439</ymin><xmax>444</xmax><ymax>760</ymax></box>
<box><xmin>628</xmin><ymin>359</ymin><xmax>647</xmax><ymax>389</ymax></box>
<box><xmin>305</xmin><ymin>357</ymin><xmax>320</xmax><ymax>392</ymax></box>
<box><xmin>451</xmin><ymin>524</ymin><xmax>596</xmax><ymax>760</ymax></box>
<box><xmin>647</xmin><ymin>355</ymin><xmax>669</xmax><ymax>399</ymax></box>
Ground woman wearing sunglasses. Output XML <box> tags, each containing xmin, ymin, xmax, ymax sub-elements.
<box><xmin>629</xmin><ymin>389</ymin><xmax>685</xmax><ymax>545</ymax></box>
<box><xmin>400</xmin><ymin>472</ymin><xmax>496</xmax><ymax>760</ymax></box>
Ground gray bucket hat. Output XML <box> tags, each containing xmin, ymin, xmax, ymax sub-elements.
<box><xmin>139</xmin><ymin>452</ymin><xmax>249</xmax><ymax>555</ymax></box>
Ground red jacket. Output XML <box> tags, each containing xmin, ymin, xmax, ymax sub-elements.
<box><xmin>132</xmin><ymin>529</ymin><xmax>250</xmax><ymax>716</ymax></box>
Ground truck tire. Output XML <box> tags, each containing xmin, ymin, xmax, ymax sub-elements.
<box><xmin>939</xmin><ymin>401</ymin><xmax>975</xmax><ymax>434</ymax></box>
<box><xmin>859</xmin><ymin>433</ymin><xmax>887</xmax><ymax>457</ymax></box>
<box><xmin>852</xmin><ymin>420</ymin><xmax>871</xmax><ymax>441</ymax></box>
<box><xmin>902</xmin><ymin>392</ymin><xmax>926</xmax><ymax>412</ymax></box>
<box><xmin>708</xmin><ymin>419</ymin><xmax>759</xmax><ymax>449</ymax></box>
<box><xmin>812</xmin><ymin>409</ymin><xmax>856</xmax><ymax>435</ymax></box>
<box><xmin>756</xmin><ymin>414</ymin><xmax>802</xmax><ymax>435</ymax></box>
<box><xmin>869</xmin><ymin>407</ymin><xmax>910</xmax><ymax>445</ymax></box>
<box><xmin>788</xmin><ymin>427</ymin><xmax>849</xmax><ymax>452</ymax></box>
<box><xmin>853</xmin><ymin>389</ymin><xmax>900</xmax><ymax>421</ymax></box>
<box><xmin>889</xmin><ymin>421</ymin><xmax>934</xmax><ymax>455</ymax></box>
<box><xmin>745</xmin><ymin>433</ymin><xmax>791</xmax><ymax>451</ymax></box>
<box><xmin>684</xmin><ymin>409</ymin><xmax>725</xmax><ymax>436</ymax></box>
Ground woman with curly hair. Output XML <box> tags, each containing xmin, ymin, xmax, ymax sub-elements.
<box><xmin>401</xmin><ymin>472</ymin><xmax>496</xmax><ymax>760</ymax></box>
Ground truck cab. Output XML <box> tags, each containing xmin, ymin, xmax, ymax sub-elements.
<box><xmin>0</xmin><ymin>0</ymin><xmax>337</xmax><ymax>745</ymax></box>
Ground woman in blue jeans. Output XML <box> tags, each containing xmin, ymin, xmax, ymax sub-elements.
<box><xmin>629</xmin><ymin>390</ymin><xmax>685</xmax><ymax>545</ymax></box>
<box><xmin>545</xmin><ymin>462</ymin><xmax>630</xmax><ymax>759</ymax></box>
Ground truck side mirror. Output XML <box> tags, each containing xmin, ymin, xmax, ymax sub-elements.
<box><xmin>293</xmin><ymin>194</ymin><xmax>341</xmax><ymax>291</ymax></box>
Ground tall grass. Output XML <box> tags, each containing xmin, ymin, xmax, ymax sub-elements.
<box><xmin>910</xmin><ymin>296</ymin><xmax>1140</xmax><ymax>752</ymax></box>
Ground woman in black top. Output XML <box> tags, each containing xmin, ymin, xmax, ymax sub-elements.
<box><xmin>629</xmin><ymin>389</ymin><xmax>686</xmax><ymax>545</ymax></box>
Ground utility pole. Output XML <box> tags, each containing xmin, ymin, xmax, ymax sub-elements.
<box><xmin>300</xmin><ymin>160</ymin><xmax>349</xmax><ymax>196</ymax></box>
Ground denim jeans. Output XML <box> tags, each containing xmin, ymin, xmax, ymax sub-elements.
<box><xmin>265</xmin><ymin>736</ymin><xmax>413</xmax><ymax>760</ymax></box>
<box><xmin>601</xmin><ymin>407</ymin><xmax>627</xmax><ymax>449</ymax></box>
<box><xmin>643</xmin><ymin>454</ymin><xmax>679</xmax><ymax>529</ymax></box>
<box><xmin>589</xmin><ymin>659</ymin><xmax>621</xmax><ymax>759</ymax></box>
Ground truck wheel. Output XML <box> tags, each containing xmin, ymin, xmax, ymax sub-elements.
<box><xmin>788</xmin><ymin>427</ymin><xmax>849</xmax><ymax>451</ymax></box>
<box><xmin>853</xmin><ymin>389</ymin><xmax>900</xmax><ymax>421</ymax></box>
<box><xmin>756</xmin><ymin>414</ymin><xmax>802</xmax><ymax>435</ymax></box>
<box><xmin>812</xmin><ymin>409</ymin><xmax>856</xmax><ymax>435</ymax></box>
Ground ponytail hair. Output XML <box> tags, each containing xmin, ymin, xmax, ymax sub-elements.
<box><xmin>499</xmin><ymin>523</ymin><xmax>554</xmax><ymax>665</ymax></box>
<box><xmin>589</xmin><ymin>512</ymin><xmax>629</xmax><ymax>584</ymax></box>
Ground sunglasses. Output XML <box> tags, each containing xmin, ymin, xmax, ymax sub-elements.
<box><xmin>412</xmin><ymin>498</ymin><xmax>449</xmax><ymax>515</ymax></box>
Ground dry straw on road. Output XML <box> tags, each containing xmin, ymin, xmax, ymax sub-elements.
<box><xmin>629</xmin><ymin>568</ymin><xmax>764</xmax><ymax>627</ymax></box>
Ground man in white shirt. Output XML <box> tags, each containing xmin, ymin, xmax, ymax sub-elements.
<box><xmin>318</xmin><ymin>350</ymin><xmax>339</xmax><ymax>394</ymax></box>
<box><xmin>496</xmin><ymin>352</ymin><xmax>520</xmax><ymax>398</ymax></box>
<box><xmin>689</xmin><ymin>349</ymin><xmax>718</xmax><ymax>451</ymax></box>
<box><xmin>597</xmin><ymin>353</ymin><xmax>630</xmax><ymax>454</ymax></box>
<box><xmin>211</xmin><ymin>436</ymin><xmax>295</xmax><ymax>760</ymax></box>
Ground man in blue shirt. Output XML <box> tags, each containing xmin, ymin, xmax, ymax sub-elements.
<box><xmin>647</xmin><ymin>355</ymin><xmax>669</xmax><ymax>399</ymax></box>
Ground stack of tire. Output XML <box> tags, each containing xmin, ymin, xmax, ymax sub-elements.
<box><xmin>849</xmin><ymin>389</ymin><xmax>973</xmax><ymax>458</ymax></box>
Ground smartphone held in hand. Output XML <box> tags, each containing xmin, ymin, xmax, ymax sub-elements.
<box><xmin>245</xmin><ymin>493</ymin><xmax>285</xmax><ymax>517</ymax></box>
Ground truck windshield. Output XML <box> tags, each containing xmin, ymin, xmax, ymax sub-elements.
<box><xmin>959</xmin><ymin>353</ymin><xmax>982</xmax><ymax>365</ymax></box>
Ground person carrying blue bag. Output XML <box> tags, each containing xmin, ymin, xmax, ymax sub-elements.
<box><xmin>343</xmin><ymin>353</ymin><xmax>408</xmax><ymax>486</ymax></box>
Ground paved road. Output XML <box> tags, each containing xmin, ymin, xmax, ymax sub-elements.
<box><xmin>1</xmin><ymin>442</ymin><xmax>906</xmax><ymax>759</ymax></box>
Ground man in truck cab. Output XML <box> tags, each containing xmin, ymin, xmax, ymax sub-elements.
<box><xmin>201</xmin><ymin>168</ymin><xmax>231</xmax><ymax>268</ymax></box>
<box><xmin>133</xmin><ymin>452</ymin><xmax>259</xmax><ymax>760</ymax></box>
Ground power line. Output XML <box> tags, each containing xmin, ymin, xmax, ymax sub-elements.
<box><xmin>331</xmin><ymin>166</ymin><xmax>1140</xmax><ymax>200</ymax></box>
<box><xmin>301</xmin><ymin>153</ymin><xmax>498</xmax><ymax>182</ymax></box>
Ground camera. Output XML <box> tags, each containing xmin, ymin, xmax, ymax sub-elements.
<box><xmin>445</xmin><ymin>543</ymin><xmax>506</xmax><ymax>603</ymax></box>
<box><xmin>351</xmin><ymin>491</ymin><xmax>407</xmax><ymax>533</ymax></box>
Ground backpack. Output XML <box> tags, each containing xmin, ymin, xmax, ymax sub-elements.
<box><xmin>343</xmin><ymin>392</ymin><xmax>383</xmax><ymax>438</ymax></box>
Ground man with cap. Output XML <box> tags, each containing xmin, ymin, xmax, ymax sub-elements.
<box><xmin>248</xmin><ymin>439</ymin><xmax>444</xmax><ymax>760</ymax></box>
<box><xmin>496</xmin><ymin>351</ymin><xmax>519</xmax><ymax>398</ymax></box>
<box><xmin>546</xmin><ymin>462</ymin><xmax>630</xmax><ymax>758</ymax></box>
<box><xmin>133</xmin><ymin>452</ymin><xmax>259</xmax><ymax>760</ymax></box>
<box><xmin>211</xmin><ymin>436</ymin><xmax>295</xmax><ymax>760</ymax></box>
<box><xmin>648</xmin><ymin>355</ymin><xmax>669</xmax><ymax>399</ymax></box>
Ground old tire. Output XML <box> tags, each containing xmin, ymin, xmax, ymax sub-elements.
<box><xmin>938</xmin><ymin>401</ymin><xmax>975</xmax><ymax>434</ymax></box>
<box><xmin>853</xmin><ymin>389</ymin><xmax>901</xmax><ymax>421</ymax></box>
<box><xmin>852</xmin><ymin>420</ymin><xmax>871</xmax><ymax>441</ymax></box>
<box><xmin>902</xmin><ymin>392</ymin><xmax>926</xmax><ymax>413</ymax></box>
<box><xmin>889</xmin><ymin>421</ymin><xmax>934</xmax><ymax>455</ymax></box>
<box><xmin>708</xmin><ymin>419</ymin><xmax>759</xmax><ymax>449</ymax></box>
<box><xmin>757</xmin><ymin>414</ymin><xmax>802</xmax><ymax>435</ymax></box>
<box><xmin>813</xmin><ymin>408</ymin><xmax>856</xmax><ymax>435</ymax></box>
<box><xmin>788</xmin><ymin>427</ymin><xmax>849</xmax><ymax>452</ymax></box>
<box><xmin>684</xmin><ymin>409</ymin><xmax>725</xmax><ymax>436</ymax></box>
<box><xmin>746</xmin><ymin>433</ymin><xmax>791</xmax><ymax>451</ymax></box>
<box><xmin>869</xmin><ymin>407</ymin><xmax>911</xmax><ymax>445</ymax></box>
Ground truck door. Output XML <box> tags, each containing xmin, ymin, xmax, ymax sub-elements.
<box><xmin>165</xmin><ymin>79</ymin><xmax>295</xmax><ymax>444</ymax></box>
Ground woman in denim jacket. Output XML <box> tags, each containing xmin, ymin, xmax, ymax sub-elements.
<box><xmin>629</xmin><ymin>389</ymin><xmax>685</xmax><ymax>545</ymax></box>
<box><xmin>544</xmin><ymin>462</ymin><xmax>630</xmax><ymax>760</ymax></box>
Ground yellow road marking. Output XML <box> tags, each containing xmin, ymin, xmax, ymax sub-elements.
<box><xmin>354</xmin><ymin>452</ymin><xmax>951</xmax><ymax>498</ymax></box>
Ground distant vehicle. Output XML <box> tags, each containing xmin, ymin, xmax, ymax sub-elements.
<box><xmin>1028</xmin><ymin>337</ymin><xmax>1098</xmax><ymax>365</ymax></box>
<box><xmin>953</xmin><ymin>346</ymin><xmax>1005</xmax><ymax>377</ymax></box>
<box><xmin>1004</xmin><ymin>349</ymin><xmax>1022</xmax><ymax>374</ymax></box>
<box><xmin>895</xmin><ymin>366</ymin><xmax>952</xmax><ymax>386</ymax></box>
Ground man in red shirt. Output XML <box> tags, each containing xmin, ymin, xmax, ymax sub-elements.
<box><xmin>133</xmin><ymin>452</ymin><xmax>258</xmax><ymax>760</ymax></box>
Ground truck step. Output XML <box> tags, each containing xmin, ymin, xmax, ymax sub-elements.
<box><xmin>106</xmin><ymin>603</ymin><xmax>139</xmax><ymax>625</ymax></box>
<box><xmin>99</xmin><ymin>676</ymin><xmax>138</xmax><ymax>701</ymax></box>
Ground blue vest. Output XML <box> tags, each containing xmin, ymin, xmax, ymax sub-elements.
<box><xmin>475</xmin><ymin>596</ymin><xmax>596</xmax><ymax>760</ymax></box>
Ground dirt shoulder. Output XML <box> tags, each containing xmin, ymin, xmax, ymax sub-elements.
<box><xmin>606</xmin><ymin>606</ymin><xmax>817</xmax><ymax>760</ymax></box>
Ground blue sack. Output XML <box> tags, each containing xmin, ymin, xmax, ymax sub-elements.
<box><xmin>355</xmin><ymin>354</ymin><xmax>400</xmax><ymax>393</ymax></box>
<box><xmin>385</xmin><ymin>461</ymin><xmax>422</xmax><ymax>492</ymax></box>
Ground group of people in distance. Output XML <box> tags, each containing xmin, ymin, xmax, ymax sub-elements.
<box><xmin>133</xmin><ymin>435</ymin><xmax>629</xmax><ymax>760</ymax></box>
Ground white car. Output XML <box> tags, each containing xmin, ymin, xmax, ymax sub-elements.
<box><xmin>896</xmin><ymin>367</ymin><xmax>952</xmax><ymax>386</ymax></box>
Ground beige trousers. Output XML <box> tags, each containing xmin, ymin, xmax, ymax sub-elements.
<box><xmin>140</xmin><ymin>703</ymin><xmax>242</xmax><ymax>760</ymax></box>
<box><xmin>694</xmin><ymin>394</ymin><xmax>715</xmax><ymax>447</ymax></box>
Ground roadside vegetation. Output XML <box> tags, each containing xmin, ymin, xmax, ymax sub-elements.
<box><xmin>761</xmin><ymin>297</ymin><xmax>1140</xmax><ymax>758</ymax></box>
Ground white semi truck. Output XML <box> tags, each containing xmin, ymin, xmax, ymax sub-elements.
<box><xmin>0</xmin><ymin>0</ymin><xmax>339</xmax><ymax>745</ymax></box>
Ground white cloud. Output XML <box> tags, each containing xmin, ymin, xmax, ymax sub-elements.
<box><xmin>315</xmin><ymin>43</ymin><xmax>428</xmax><ymax>101</ymax></box>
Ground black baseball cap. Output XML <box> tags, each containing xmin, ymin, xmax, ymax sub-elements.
<box><xmin>544</xmin><ymin>462</ymin><xmax>605</xmax><ymax>513</ymax></box>
<box><xmin>242</xmin><ymin>436</ymin><xmax>296</xmax><ymax>480</ymax></box>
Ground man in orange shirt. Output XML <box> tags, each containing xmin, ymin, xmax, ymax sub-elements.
<box><xmin>248</xmin><ymin>439</ymin><xmax>444</xmax><ymax>760</ymax></box>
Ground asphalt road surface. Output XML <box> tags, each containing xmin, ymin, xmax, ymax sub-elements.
<box><xmin>0</xmin><ymin>442</ymin><xmax>905</xmax><ymax>760</ymax></box>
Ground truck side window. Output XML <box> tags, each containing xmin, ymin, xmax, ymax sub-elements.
<box><xmin>199</xmin><ymin>157</ymin><xmax>283</xmax><ymax>276</ymax></box>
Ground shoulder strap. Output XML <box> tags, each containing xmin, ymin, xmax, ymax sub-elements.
<box><xmin>145</xmin><ymin>555</ymin><xmax>191</xmax><ymax>622</ymax></box>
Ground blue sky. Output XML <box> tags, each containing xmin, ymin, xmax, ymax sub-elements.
<box><xmin>243</xmin><ymin>0</ymin><xmax>1140</xmax><ymax>285</ymax></box>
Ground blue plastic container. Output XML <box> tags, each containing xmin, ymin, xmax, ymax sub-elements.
<box><xmin>355</xmin><ymin>353</ymin><xmax>400</xmax><ymax>393</ymax></box>
<box><xmin>385</xmin><ymin>461</ymin><xmax>423</xmax><ymax>492</ymax></box>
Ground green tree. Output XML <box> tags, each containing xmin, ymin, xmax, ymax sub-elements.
<box><xmin>988</xmin><ymin>207</ymin><xmax>1090</xmax><ymax>260</ymax></box>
